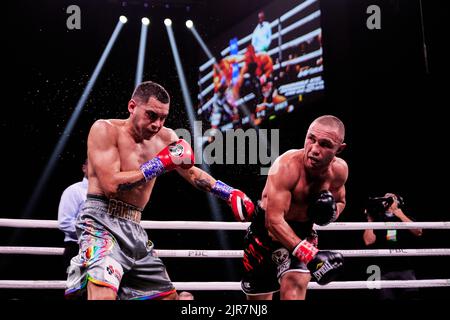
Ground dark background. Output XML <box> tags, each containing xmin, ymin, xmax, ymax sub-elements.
<box><xmin>1</xmin><ymin>0</ymin><xmax>448</xmax><ymax>300</ymax></box>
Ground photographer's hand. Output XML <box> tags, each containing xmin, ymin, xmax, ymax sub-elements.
<box><xmin>363</xmin><ymin>210</ymin><xmax>376</xmax><ymax>246</ymax></box>
<box><xmin>391</xmin><ymin>208</ymin><xmax>423</xmax><ymax>237</ymax></box>
<box><xmin>384</xmin><ymin>194</ymin><xmax>423</xmax><ymax>237</ymax></box>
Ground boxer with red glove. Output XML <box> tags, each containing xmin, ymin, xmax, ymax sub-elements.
<box><xmin>210</xmin><ymin>180</ymin><xmax>255</xmax><ymax>222</ymax></box>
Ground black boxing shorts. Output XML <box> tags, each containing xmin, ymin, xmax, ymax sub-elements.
<box><xmin>241</xmin><ymin>205</ymin><xmax>318</xmax><ymax>296</ymax></box>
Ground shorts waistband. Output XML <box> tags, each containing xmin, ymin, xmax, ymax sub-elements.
<box><xmin>87</xmin><ymin>194</ymin><xmax>143</xmax><ymax>223</ymax></box>
<box><xmin>251</xmin><ymin>204</ymin><xmax>313</xmax><ymax>237</ymax></box>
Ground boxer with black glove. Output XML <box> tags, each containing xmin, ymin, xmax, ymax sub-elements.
<box><xmin>241</xmin><ymin>115</ymin><xmax>348</xmax><ymax>300</ymax></box>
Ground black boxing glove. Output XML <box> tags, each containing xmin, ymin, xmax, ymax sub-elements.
<box><xmin>292</xmin><ymin>241</ymin><xmax>344</xmax><ymax>285</ymax></box>
<box><xmin>308</xmin><ymin>190</ymin><xmax>337</xmax><ymax>226</ymax></box>
<box><xmin>307</xmin><ymin>251</ymin><xmax>344</xmax><ymax>285</ymax></box>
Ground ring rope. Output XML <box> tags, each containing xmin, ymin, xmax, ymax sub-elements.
<box><xmin>1</xmin><ymin>218</ymin><xmax>449</xmax><ymax>230</ymax></box>
<box><xmin>1</xmin><ymin>247</ymin><xmax>450</xmax><ymax>257</ymax></box>
<box><xmin>0</xmin><ymin>280</ymin><xmax>448</xmax><ymax>290</ymax></box>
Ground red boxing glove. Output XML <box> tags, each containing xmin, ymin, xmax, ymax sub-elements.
<box><xmin>157</xmin><ymin>139</ymin><xmax>194</xmax><ymax>170</ymax></box>
<box><xmin>210</xmin><ymin>180</ymin><xmax>255</xmax><ymax>222</ymax></box>
<box><xmin>140</xmin><ymin>139</ymin><xmax>195</xmax><ymax>181</ymax></box>
<box><xmin>230</xmin><ymin>189</ymin><xmax>255</xmax><ymax>222</ymax></box>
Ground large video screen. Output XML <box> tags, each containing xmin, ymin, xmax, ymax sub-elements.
<box><xmin>197</xmin><ymin>0</ymin><xmax>325</xmax><ymax>131</ymax></box>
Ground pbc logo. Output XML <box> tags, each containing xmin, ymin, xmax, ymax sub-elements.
<box><xmin>188</xmin><ymin>250</ymin><xmax>208</xmax><ymax>257</ymax></box>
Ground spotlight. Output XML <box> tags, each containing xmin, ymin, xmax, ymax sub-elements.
<box><xmin>142</xmin><ymin>17</ymin><xmax>150</xmax><ymax>25</ymax></box>
<box><xmin>164</xmin><ymin>18</ymin><xmax>172</xmax><ymax>26</ymax></box>
<box><xmin>119</xmin><ymin>16</ymin><xmax>128</xmax><ymax>24</ymax></box>
<box><xmin>185</xmin><ymin>20</ymin><xmax>193</xmax><ymax>29</ymax></box>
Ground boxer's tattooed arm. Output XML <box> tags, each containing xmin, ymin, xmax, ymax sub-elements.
<box><xmin>177</xmin><ymin>166</ymin><xmax>215</xmax><ymax>192</ymax></box>
<box><xmin>117</xmin><ymin>178</ymin><xmax>146</xmax><ymax>192</ymax></box>
<box><xmin>194</xmin><ymin>178</ymin><xmax>213</xmax><ymax>192</ymax></box>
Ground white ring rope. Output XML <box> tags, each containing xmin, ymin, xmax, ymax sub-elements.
<box><xmin>1</xmin><ymin>218</ymin><xmax>449</xmax><ymax>230</ymax></box>
<box><xmin>2</xmin><ymin>219</ymin><xmax>448</xmax><ymax>292</ymax></box>
<box><xmin>1</xmin><ymin>247</ymin><xmax>450</xmax><ymax>258</ymax></box>
<box><xmin>0</xmin><ymin>280</ymin><xmax>448</xmax><ymax>290</ymax></box>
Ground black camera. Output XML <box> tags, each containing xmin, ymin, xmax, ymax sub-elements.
<box><xmin>365</xmin><ymin>196</ymin><xmax>396</xmax><ymax>222</ymax></box>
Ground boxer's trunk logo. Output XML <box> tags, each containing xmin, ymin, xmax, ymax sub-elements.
<box><xmin>272</xmin><ymin>248</ymin><xmax>289</xmax><ymax>265</ymax></box>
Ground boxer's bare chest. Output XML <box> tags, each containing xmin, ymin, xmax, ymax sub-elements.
<box><xmin>116</xmin><ymin>131</ymin><xmax>166</xmax><ymax>171</ymax></box>
<box><xmin>285</xmin><ymin>168</ymin><xmax>331</xmax><ymax>221</ymax></box>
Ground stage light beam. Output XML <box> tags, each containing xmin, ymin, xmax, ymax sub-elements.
<box><xmin>136</xmin><ymin>18</ymin><xmax>150</xmax><ymax>86</ymax></box>
<box><xmin>20</xmin><ymin>19</ymin><xmax>126</xmax><ymax>223</ymax></box>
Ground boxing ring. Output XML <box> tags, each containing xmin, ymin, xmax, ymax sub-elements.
<box><xmin>1</xmin><ymin>218</ymin><xmax>449</xmax><ymax>292</ymax></box>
